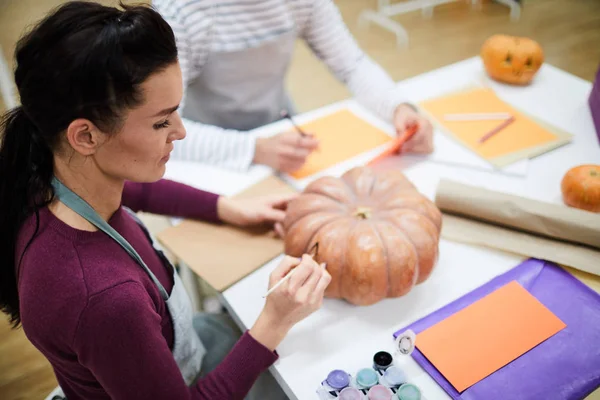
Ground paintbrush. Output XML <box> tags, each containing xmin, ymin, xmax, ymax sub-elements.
<box><xmin>262</xmin><ymin>242</ymin><xmax>322</xmax><ymax>298</ymax></box>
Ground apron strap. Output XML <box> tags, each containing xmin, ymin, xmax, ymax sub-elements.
<box><xmin>51</xmin><ymin>177</ymin><xmax>169</xmax><ymax>300</ymax></box>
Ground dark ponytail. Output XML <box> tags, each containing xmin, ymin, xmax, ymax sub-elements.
<box><xmin>0</xmin><ymin>1</ymin><xmax>178</xmax><ymax>327</ymax></box>
<box><xmin>0</xmin><ymin>107</ymin><xmax>54</xmax><ymax>326</ymax></box>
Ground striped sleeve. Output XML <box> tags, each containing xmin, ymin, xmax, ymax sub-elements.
<box><xmin>153</xmin><ymin>0</ymin><xmax>257</xmax><ymax>171</ymax></box>
<box><xmin>300</xmin><ymin>0</ymin><xmax>405</xmax><ymax>122</ymax></box>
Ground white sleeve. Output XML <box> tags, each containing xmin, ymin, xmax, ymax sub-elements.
<box><xmin>300</xmin><ymin>0</ymin><xmax>405</xmax><ymax>122</ymax></box>
<box><xmin>153</xmin><ymin>0</ymin><xmax>256</xmax><ymax>171</ymax></box>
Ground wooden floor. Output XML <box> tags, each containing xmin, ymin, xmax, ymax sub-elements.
<box><xmin>1</xmin><ymin>0</ymin><xmax>600</xmax><ymax>399</ymax></box>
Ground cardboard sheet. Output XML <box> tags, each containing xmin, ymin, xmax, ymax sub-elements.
<box><xmin>435</xmin><ymin>179</ymin><xmax>600</xmax><ymax>277</ymax></box>
<box><xmin>289</xmin><ymin>109</ymin><xmax>393</xmax><ymax>179</ymax></box>
<box><xmin>156</xmin><ymin>176</ymin><xmax>296</xmax><ymax>291</ymax></box>
<box><xmin>419</xmin><ymin>88</ymin><xmax>572</xmax><ymax>167</ymax></box>
<box><xmin>416</xmin><ymin>281</ymin><xmax>566</xmax><ymax>392</ymax></box>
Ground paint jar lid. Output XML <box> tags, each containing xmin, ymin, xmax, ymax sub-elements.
<box><xmin>339</xmin><ymin>387</ymin><xmax>363</xmax><ymax>400</ymax></box>
<box><xmin>397</xmin><ymin>383</ymin><xmax>421</xmax><ymax>400</ymax></box>
<box><xmin>383</xmin><ymin>366</ymin><xmax>406</xmax><ymax>387</ymax></box>
<box><xmin>373</xmin><ymin>351</ymin><xmax>393</xmax><ymax>370</ymax></box>
<box><xmin>356</xmin><ymin>368</ymin><xmax>379</xmax><ymax>388</ymax></box>
<box><xmin>368</xmin><ymin>384</ymin><xmax>394</xmax><ymax>400</ymax></box>
<box><xmin>326</xmin><ymin>370</ymin><xmax>350</xmax><ymax>390</ymax></box>
<box><xmin>394</xmin><ymin>329</ymin><xmax>416</xmax><ymax>356</ymax></box>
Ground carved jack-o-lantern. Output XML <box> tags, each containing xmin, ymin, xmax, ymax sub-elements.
<box><xmin>481</xmin><ymin>35</ymin><xmax>544</xmax><ymax>85</ymax></box>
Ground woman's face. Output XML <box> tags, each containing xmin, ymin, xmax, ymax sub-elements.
<box><xmin>94</xmin><ymin>62</ymin><xmax>185</xmax><ymax>183</ymax></box>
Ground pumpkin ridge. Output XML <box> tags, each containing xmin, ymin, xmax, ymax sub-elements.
<box><xmin>285</xmin><ymin>212</ymin><xmax>345</xmax><ymax>250</ymax></box>
<box><xmin>368</xmin><ymin>219</ymin><xmax>391</xmax><ymax>298</ymax></box>
<box><xmin>383</xmin><ymin>214</ymin><xmax>421</xmax><ymax>280</ymax></box>
<box><xmin>377</xmin><ymin>189</ymin><xmax>417</xmax><ymax>205</ymax></box>
<box><xmin>375</xmin><ymin>182</ymin><xmax>418</xmax><ymax>204</ymax></box>
<box><xmin>340</xmin><ymin>173</ymin><xmax>359</xmax><ymax>203</ymax></box>
<box><xmin>284</xmin><ymin>196</ymin><xmax>347</xmax><ymax>233</ymax></box>
<box><xmin>386</xmin><ymin>210</ymin><xmax>441</xmax><ymax>282</ymax></box>
<box><xmin>306</xmin><ymin>188</ymin><xmax>354</xmax><ymax>208</ymax></box>
<box><xmin>336</xmin><ymin>218</ymin><xmax>357</xmax><ymax>299</ymax></box>
<box><xmin>367</xmin><ymin>171</ymin><xmax>378</xmax><ymax>197</ymax></box>
<box><xmin>378</xmin><ymin>202</ymin><xmax>440</xmax><ymax>230</ymax></box>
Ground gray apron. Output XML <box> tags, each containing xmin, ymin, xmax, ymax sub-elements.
<box><xmin>51</xmin><ymin>178</ymin><xmax>206</xmax><ymax>387</ymax></box>
<box><xmin>181</xmin><ymin>29</ymin><xmax>297</xmax><ymax>131</ymax></box>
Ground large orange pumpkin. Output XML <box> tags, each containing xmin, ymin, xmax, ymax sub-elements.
<box><xmin>481</xmin><ymin>34</ymin><xmax>544</xmax><ymax>85</ymax></box>
<box><xmin>561</xmin><ymin>165</ymin><xmax>600</xmax><ymax>212</ymax></box>
<box><xmin>282</xmin><ymin>167</ymin><xmax>442</xmax><ymax>306</ymax></box>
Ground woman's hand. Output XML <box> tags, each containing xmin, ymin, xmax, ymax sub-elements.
<box><xmin>217</xmin><ymin>194</ymin><xmax>297</xmax><ymax>232</ymax></box>
<box><xmin>393</xmin><ymin>103</ymin><xmax>434</xmax><ymax>154</ymax></box>
<box><xmin>249</xmin><ymin>255</ymin><xmax>331</xmax><ymax>351</ymax></box>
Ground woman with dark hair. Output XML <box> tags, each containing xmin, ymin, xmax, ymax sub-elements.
<box><xmin>0</xmin><ymin>2</ymin><xmax>330</xmax><ymax>399</ymax></box>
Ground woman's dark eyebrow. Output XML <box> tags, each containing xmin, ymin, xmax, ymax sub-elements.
<box><xmin>151</xmin><ymin>105</ymin><xmax>179</xmax><ymax>118</ymax></box>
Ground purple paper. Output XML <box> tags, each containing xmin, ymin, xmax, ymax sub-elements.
<box><xmin>590</xmin><ymin>64</ymin><xmax>600</xmax><ymax>145</ymax></box>
<box><xmin>394</xmin><ymin>259</ymin><xmax>600</xmax><ymax>400</ymax></box>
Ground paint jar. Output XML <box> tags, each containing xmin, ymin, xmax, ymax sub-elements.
<box><xmin>367</xmin><ymin>384</ymin><xmax>394</xmax><ymax>400</ymax></box>
<box><xmin>339</xmin><ymin>387</ymin><xmax>364</xmax><ymax>400</ymax></box>
<box><xmin>356</xmin><ymin>368</ymin><xmax>379</xmax><ymax>389</ymax></box>
<box><xmin>394</xmin><ymin>329</ymin><xmax>416</xmax><ymax>356</ymax></box>
<box><xmin>396</xmin><ymin>383</ymin><xmax>421</xmax><ymax>400</ymax></box>
<box><xmin>380</xmin><ymin>366</ymin><xmax>407</xmax><ymax>388</ymax></box>
<box><xmin>325</xmin><ymin>369</ymin><xmax>351</xmax><ymax>391</ymax></box>
<box><xmin>373</xmin><ymin>351</ymin><xmax>394</xmax><ymax>371</ymax></box>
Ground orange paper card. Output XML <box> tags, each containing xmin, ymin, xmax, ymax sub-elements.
<box><xmin>419</xmin><ymin>88</ymin><xmax>558</xmax><ymax>160</ymax></box>
<box><xmin>416</xmin><ymin>281</ymin><xmax>566</xmax><ymax>392</ymax></box>
<box><xmin>289</xmin><ymin>109</ymin><xmax>392</xmax><ymax>179</ymax></box>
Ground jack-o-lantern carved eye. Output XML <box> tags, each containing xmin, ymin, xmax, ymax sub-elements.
<box><xmin>525</xmin><ymin>57</ymin><xmax>533</xmax><ymax>68</ymax></box>
<box><xmin>505</xmin><ymin>53</ymin><xmax>512</xmax><ymax>64</ymax></box>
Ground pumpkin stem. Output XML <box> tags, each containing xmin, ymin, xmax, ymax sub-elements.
<box><xmin>591</xmin><ymin>169</ymin><xmax>599</xmax><ymax>177</ymax></box>
<box><xmin>353</xmin><ymin>207</ymin><xmax>372</xmax><ymax>219</ymax></box>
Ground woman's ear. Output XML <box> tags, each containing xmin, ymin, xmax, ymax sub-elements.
<box><xmin>65</xmin><ymin>119</ymin><xmax>106</xmax><ymax>156</ymax></box>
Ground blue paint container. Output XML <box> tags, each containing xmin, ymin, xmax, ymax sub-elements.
<box><xmin>381</xmin><ymin>366</ymin><xmax>406</xmax><ymax>388</ymax></box>
<box><xmin>356</xmin><ymin>368</ymin><xmax>379</xmax><ymax>389</ymax></box>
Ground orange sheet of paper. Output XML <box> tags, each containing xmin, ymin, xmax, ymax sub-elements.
<box><xmin>419</xmin><ymin>88</ymin><xmax>558</xmax><ymax>159</ymax></box>
<box><xmin>416</xmin><ymin>281</ymin><xmax>566</xmax><ymax>392</ymax></box>
<box><xmin>289</xmin><ymin>109</ymin><xmax>392</xmax><ymax>179</ymax></box>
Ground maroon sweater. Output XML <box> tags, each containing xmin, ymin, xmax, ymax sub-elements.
<box><xmin>17</xmin><ymin>179</ymin><xmax>278</xmax><ymax>399</ymax></box>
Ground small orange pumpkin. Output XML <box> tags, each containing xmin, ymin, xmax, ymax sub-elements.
<box><xmin>561</xmin><ymin>165</ymin><xmax>600</xmax><ymax>213</ymax></box>
<box><xmin>481</xmin><ymin>34</ymin><xmax>544</xmax><ymax>85</ymax></box>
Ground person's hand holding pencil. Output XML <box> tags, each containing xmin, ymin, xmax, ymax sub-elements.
<box><xmin>249</xmin><ymin>252</ymin><xmax>330</xmax><ymax>351</ymax></box>
<box><xmin>252</xmin><ymin>110</ymin><xmax>319</xmax><ymax>173</ymax></box>
<box><xmin>393</xmin><ymin>103</ymin><xmax>434</xmax><ymax>154</ymax></box>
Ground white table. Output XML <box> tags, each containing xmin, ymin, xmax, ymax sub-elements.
<box><xmin>164</xmin><ymin>57</ymin><xmax>599</xmax><ymax>399</ymax></box>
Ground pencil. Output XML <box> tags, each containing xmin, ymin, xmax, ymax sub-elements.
<box><xmin>280</xmin><ymin>110</ymin><xmax>309</xmax><ymax>137</ymax></box>
<box><xmin>367</xmin><ymin>124</ymin><xmax>418</xmax><ymax>166</ymax></box>
<box><xmin>478</xmin><ymin>116</ymin><xmax>515</xmax><ymax>144</ymax></box>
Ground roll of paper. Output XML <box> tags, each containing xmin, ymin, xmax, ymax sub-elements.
<box><xmin>435</xmin><ymin>179</ymin><xmax>600</xmax><ymax>277</ymax></box>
